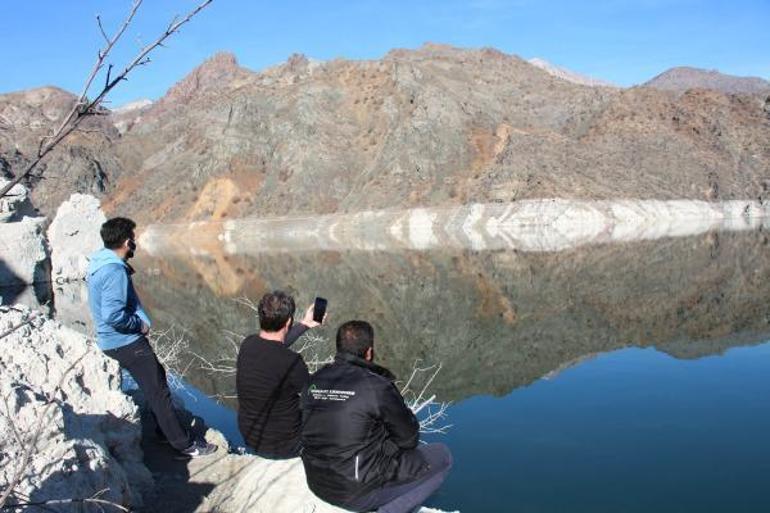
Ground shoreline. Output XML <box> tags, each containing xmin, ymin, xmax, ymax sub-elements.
<box><xmin>139</xmin><ymin>198</ymin><xmax>770</xmax><ymax>255</ymax></box>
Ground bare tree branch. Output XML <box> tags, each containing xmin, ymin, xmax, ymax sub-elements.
<box><xmin>96</xmin><ymin>15</ymin><xmax>111</xmax><ymax>45</ymax></box>
<box><xmin>0</xmin><ymin>0</ymin><xmax>214</xmax><ymax>199</ymax></box>
<box><xmin>1</xmin><ymin>487</ymin><xmax>130</xmax><ymax>512</ymax></box>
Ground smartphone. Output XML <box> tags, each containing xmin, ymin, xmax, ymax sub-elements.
<box><xmin>313</xmin><ymin>297</ymin><xmax>328</xmax><ymax>323</ymax></box>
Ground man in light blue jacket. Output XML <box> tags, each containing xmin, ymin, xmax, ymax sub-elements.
<box><xmin>88</xmin><ymin>217</ymin><xmax>216</xmax><ymax>458</ymax></box>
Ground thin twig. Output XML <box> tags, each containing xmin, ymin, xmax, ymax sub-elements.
<box><xmin>0</xmin><ymin>0</ymin><xmax>214</xmax><ymax>199</ymax></box>
<box><xmin>1</xmin><ymin>487</ymin><xmax>130</xmax><ymax>512</ymax></box>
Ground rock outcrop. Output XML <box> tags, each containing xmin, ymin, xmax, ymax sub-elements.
<box><xmin>0</xmin><ymin>306</ymin><xmax>152</xmax><ymax>511</ymax></box>
<box><xmin>0</xmin><ymin>87</ymin><xmax>124</xmax><ymax>218</ymax></box>
<box><xmin>0</xmin><ymin>181</ymin><xmax>49</xmax><ymax>288</ymax></box>
<box><xmin>146</xmin><ymin>445</ymin><xmax>455</xmax><ymax>513</ymax></box>
<box><xmin>48</xmin><ymin>193</ymin><xmax>106</xmax><ymax>283</ymax></box>
<box><xmin>0</xmin><ymin>180</ymin><xmax>34</xmax><ymax>223</ymax></box>
<box><xmin>0</xmin><ymin>217</ymin><xmax>49</xmax><ymax>287</ymax></box>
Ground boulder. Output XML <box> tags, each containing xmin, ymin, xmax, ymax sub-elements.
<box><xmin>51</xmin><ymin>280</ymin><xmax>93</xmax><ymax>334</ymax></box>
<box><xmin>48</xmin><ymin>194</ymin><xmax>106</xmax><ymax>283</ymax></box>
<box><xmin>0</xmin><ymin>180</ymin><xmax>35</xmax><ymax>223</ymax></box>
<box><xmin>0</xmin><ymin>306</ymin><xmax>153</xmax><ymax>510</ymax></box>
<box><xmin>0</xmin><ymin>216</ymin><xmax>49</xmax><ymax>287</ymax></box>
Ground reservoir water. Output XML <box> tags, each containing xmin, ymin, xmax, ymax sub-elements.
<box><xmin>55</xmin><ymin>228</ymin><xmax>770</xmax><ymax>512</ymax></box>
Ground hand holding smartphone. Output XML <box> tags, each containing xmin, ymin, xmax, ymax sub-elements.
<box><xmin>313</xmin><ymin>297</ymin><xmax>328</xmax><ymax>324</ymax></box>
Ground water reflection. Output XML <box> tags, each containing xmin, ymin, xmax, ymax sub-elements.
<box><xmin>130</xmin><ymin>229</ymin><xmax>770</xmax><ymax>404</ymax></box>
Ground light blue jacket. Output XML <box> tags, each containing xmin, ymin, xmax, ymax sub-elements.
<box><xmin>87</xmin><ymin>248</ymin><xmax>151</xmax><ymax>351</ymax></box>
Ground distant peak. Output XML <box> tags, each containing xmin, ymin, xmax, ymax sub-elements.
<box><xmin>112</xmin><ymin>98</ymin><xmax>153</xmax><ymax>114</ymax></box>
<box><xmin>644</xmin><ymin>66</ymin><xmax>770</xmax><ymax>95</ymax></box>
<box><xmin>527</xmin><ymin>57</ymin><xmax>618</xmax><ymax>88</ymax></box>
<box><xmin>200</xmin><ymin>51</ymin><xmax>239</xmax><ymax>70</ymax></box>
<box><xmin>160</xmin><ymin>51</ymin><xmax>250</xmax><ymax>105</ymax></box>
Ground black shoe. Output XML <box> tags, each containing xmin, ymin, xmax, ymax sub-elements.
<box><xmin>176</xmin><ymin>440</ymin><xmax>218</xmax><ymax>459</ymax></box>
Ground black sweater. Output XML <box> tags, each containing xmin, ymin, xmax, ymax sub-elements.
<box><xmin>236</xmin><ymin>324</ymin><xmax>309</xmax><ymax>456</ymax></box>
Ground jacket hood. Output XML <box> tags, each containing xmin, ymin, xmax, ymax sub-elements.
<box><xmin>88</xmin><ymin>248</ymin><xmax>126</xmax><ymax>275</ymax></box>
<box><xmin>334</xmin><ymin>352</ymin><xmax>396</xmax><ymax>381</ymax></box>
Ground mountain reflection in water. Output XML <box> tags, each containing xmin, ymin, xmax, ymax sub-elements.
<box><xmin>48</xmin><ymin>227</ymin><xmax>767</xmax><ymax>512</ymax></box>
<box><xmin>130</xmin><ymin>229</ymin><xmax>770</xmax><ymax>405</ymax></box>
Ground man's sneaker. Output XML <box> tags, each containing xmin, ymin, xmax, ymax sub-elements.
<box><xmin>176</xmin><ymin>440</ymin><xmax>218</xmax><ymax>459</ymax></box>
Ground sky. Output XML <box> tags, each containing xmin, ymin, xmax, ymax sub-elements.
<box><xmin>1</xmin><ymin>0</ymin><xmax>768</xmax><ymax>106</ymax></box>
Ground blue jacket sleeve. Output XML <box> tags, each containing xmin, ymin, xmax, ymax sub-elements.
<box><xmin>101</xmin><ymin>267</ymin><xmax>144</xmax><ymax>334</ymax></box>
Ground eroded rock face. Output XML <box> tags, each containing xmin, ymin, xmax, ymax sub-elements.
<box><xmin>0</xmin><ymin>306</ymin><xmax>152</xmax><ymax>510</ymax></box>
<box><xmin>0</xmin><ymin>180</ymin><xmax>35</xmax><ymax>223</ymax></box>
<box><xmin>5</xmin><ymin>46</ymin><xmax>770</xmax><ymax>222</ymax></box>
<box><xmin>0</xmin><ymin>87</ymin><xmax>123</xmax><ymax>218</ymax></box>
<box><xmin>48</xmin><ymin>193</ymin><xmax>106</xmax><ymax>283</ymax></box>
<box><xmin>0</xmin><ymin>216</ymin><xmax>49</xmax><ymax>287</ymax></box>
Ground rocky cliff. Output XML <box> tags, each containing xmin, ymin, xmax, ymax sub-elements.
<box><xmin>0</xmin><ymin>87</ymin><xmax>125</xmax><ymax>218</ymax></box>
<box><xmin>2</xmin><ymin>44</ymin><xmax>769</xmax><ymax>220</ymax></box>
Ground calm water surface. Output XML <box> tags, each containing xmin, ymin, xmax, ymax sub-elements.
<box><xmin>84</xmin><ymin>230</ymin><xmax>770</xmax><ymax>512</ymax></box>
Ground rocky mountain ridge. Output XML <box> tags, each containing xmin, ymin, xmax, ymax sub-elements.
<box><xmin>527</xmin><ymin>57</ymin><xmax>618</xmax><ymax>88</ymax></box>
<box><xmin>645</xmin><ymin>66</ymin><xmax>770</xmax><ymax>95</ymax></box>
<box><xmin>1</xmin><ymin>44</ymin><xmax>769</xmax><ymax>221</ymax></box>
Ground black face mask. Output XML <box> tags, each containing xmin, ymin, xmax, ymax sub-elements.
<box><xmin>126</xmin><ymin>239</ymin><xmax>137</xmax><ymax>260</ymax></box>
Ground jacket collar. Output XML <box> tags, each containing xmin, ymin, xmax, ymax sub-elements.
<box><xmin>335</xmin><ymin>351</ymin><xmax>396</xmax><ymax>381</ymax></box>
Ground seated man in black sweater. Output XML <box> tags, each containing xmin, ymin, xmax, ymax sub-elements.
<box><xmin>301</xmin><ymin>321</ymin><xmax>452</xmax><ymax>513</ymax></box>
<box><xmin>236</xmin><ymin>290</ymin><xmax>324</xmax><ymax>458</ymax></box>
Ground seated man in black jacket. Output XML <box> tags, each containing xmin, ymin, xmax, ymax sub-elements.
<box><xmin>236</xmin><ymin>290</ymin><xmax>323</xmax><ymax>458</ymax></box>
<box><xmin>301</xmin><ymin>320</ymin><xmax>452</xmax><ymax>513</ymax></box>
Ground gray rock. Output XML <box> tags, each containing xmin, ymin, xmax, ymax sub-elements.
<box><xmin>0</xmin><ymin>180</ymin><xmax>34</xmax><ymax>223</ymax></box>
<box><xmin>48</xmin><ymin>194</ymin><xmax>106</xmax><ymax>283</ymax></box>
<box><xmin>0</xmin><ymin>216</ymin><xmax>49</xmax><ymax>287</ymax></box>
<box><xmin>0</xmin><ymin>306</ymin><xmax>153</xmax><ymax>510</ymax></box>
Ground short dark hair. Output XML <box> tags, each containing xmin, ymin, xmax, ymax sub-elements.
<box><xmin>258</xmin><ymin>290</ymin><xmax>296</xmax><ymax>332</ymax></box>
<box><xmin>336</xmin><ymin>320</ymin><xmax>374</xmax><ymax>358</ymax></box>
<box><xmin>101</xmin><ymin>217</ymin><xmax>136</xmax><ymax>249</ymax></box>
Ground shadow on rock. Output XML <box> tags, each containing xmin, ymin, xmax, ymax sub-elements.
<box><xmin>137</xmin><ymin>402</ymin><xmax>217</xmax><ymax>513</ymax></box>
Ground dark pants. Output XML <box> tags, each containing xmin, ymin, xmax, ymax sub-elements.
<box><xmin>349</xmin><ymin>443</ymin><xmax>453</xmax><ymax>513</ymax></box>
<box><xmin>104</xmin><ymin>337</ymin><xmax>191</xmax><ymax>451</ymax></box>
<box><xmin>254</xmin><ymin>438</ymin><xmax>302</xmax><ymax>460</ymax></box>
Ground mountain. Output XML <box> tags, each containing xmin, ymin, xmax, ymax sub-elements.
<box><xmin>644</xmin><ymin>66</ymin><xmax>770</xmax><ymax>95</ymax></box>
<box><xmin>527</xmin><ymin>57</ymin><xmax>617</xmax><ymax>88</ymax></box>
<box><xmin>0</xmin><ymin>86</ymin><xmax>125</xmax><ymax>215</ymax></box>
<box><xmin>1</xmin><ymin>44</ymin><xmax>769</xmax><ymax>220</ymax></box>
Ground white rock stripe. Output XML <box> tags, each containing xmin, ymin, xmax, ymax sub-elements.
<box><xmin>139</xmin><ymin>199</ymin><xmax>770</xmax><ymax>256</ymax></box>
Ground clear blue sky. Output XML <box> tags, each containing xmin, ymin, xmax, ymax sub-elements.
<box><xmin>1</xmin><ymin>0</ymin><xmax>768</xmax><ymax>106</ymax></box>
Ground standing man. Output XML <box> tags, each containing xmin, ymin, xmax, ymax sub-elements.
<box><xmin>87</xmin><ymin>217</ymin><xmax>216</xmax><ymax>458</ymax></box>
<box><xmin>301</xmin><ymin>321</ymin><xmax>452</xmax><ymax>513</ymax></box>
<box><xmin>236</xmin><ymin>290</ymin><xmax>324</xmax><ymax>458</ymax></box>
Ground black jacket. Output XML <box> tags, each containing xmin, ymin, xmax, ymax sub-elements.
<box><xmin>300</xmin><ymin>352</ymin><xmax>427</xmax><ymax>508</ymax></box>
